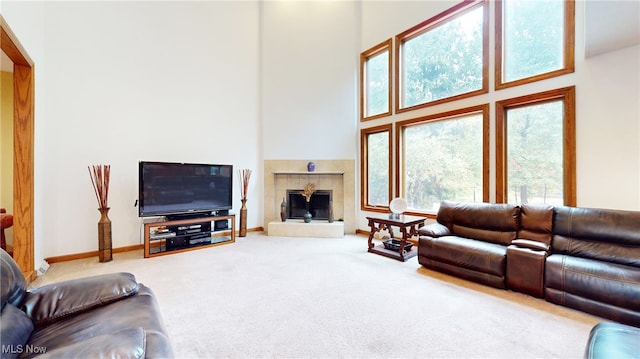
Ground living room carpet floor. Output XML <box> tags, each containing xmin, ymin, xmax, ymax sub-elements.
<box><xmin>31</xmin><ymin>233</ymin><xmax>601</xmax><ymax>358</ymax></box>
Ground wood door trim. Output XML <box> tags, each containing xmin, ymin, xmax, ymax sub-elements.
<box><xmin>1</xmin><ymin>15</ymin><xmax>35</xmax><ymax>281</ymax></box>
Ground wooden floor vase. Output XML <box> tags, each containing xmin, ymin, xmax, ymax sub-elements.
<box><xmin>98</xmin><ymin>207</ymin><xmax>113</xmax><ymax>262</ymax></box>
<box><xmin>239</xmin><ymin>199</ymin><xmax>247</xmax><ymax>237</ymax></box>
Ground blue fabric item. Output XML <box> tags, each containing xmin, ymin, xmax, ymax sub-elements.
<box><xmin>0</xmin><ymin>303</ymin><xmax>34</xmax><ymax>359</ymax></box>
<box><xmin>1</xmin><ymin>249</ymin><xmax>27</xmax><ymax>309</ymax></box>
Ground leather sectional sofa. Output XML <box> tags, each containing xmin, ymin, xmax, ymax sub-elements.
<box><xmin>417</xmin><ymin>200</ymin><xmax>640</xmax><ymax>327</ymax></box>
<box><xmin>0</xmin><ymin>249</ymin><xmax>173</xmax><ymax>358</ymax></box>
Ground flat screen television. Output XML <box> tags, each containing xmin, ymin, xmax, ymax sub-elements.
<box><xmin>138</xmin><ymin>161</ymin><xmax>233</xmax><ymax>218</ymax></box>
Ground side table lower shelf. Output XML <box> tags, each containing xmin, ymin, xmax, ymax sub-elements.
<box><xmin>368</xmin><ymin>244</ymin><xmax>417</xmax><ymax>262</ymax></box>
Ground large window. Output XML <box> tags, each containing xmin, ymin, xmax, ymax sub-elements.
<box><xmin>496</xmin><ymin>87</ymin><xmax>576</xmax><ymax>205</ymax></box>
<box><xmin>495</xmin><ymin>0</ymin><xmax>574</xmax><ymax>89</ymax></box>
<box><xmin>361</xmin><ymin>125</ymin><xmax>392</xmax><ymax>211</ymax></box>
<box><xmin>360</xmin><ymin>39</ymin><xmax>392</xmax><ymax>121</ymax></box>
<box><xmin>397</xmin><ymin>105</ymin><xmax>489</xmax><ymax>213</ymax></box>
<box><xmin>359</xmin><ymin>1</ymin><xmax>577</xmax><ymax>215</ymax></box>
<box><xmin>396</xmin><ymin>0</ymin><xmax>488</xmax><ymax>112</ymax></box>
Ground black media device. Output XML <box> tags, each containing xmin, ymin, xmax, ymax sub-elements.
<box><xmin>214</xmin><ymin>220</ymin><xmax>229</xmax><ymax>230</ymax></box>
<box><xmin>138</xmin><ymin>161</ymin><xmax>233</xmax><ymax>219</ymax></box>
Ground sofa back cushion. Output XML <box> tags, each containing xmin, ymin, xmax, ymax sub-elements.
<box><xmin>518</xmin><ymin>204</ymin><xmax>554</xmax><ymax>245</ymax></box>
<box><xmin>437</xmin><ymin>201</ymin><xmax>520</xmax><ymax>246</ymax></box>
<box><xmin>552</xmin><ymin>206</ymin><xmax>640</xmax><ymax>268</ymax></box>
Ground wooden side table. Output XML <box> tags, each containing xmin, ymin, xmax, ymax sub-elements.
<box><xmin>1</xmin><ymin>208</ymin><xmax>13</xmax><ymax>251</ymax></box>
<box><xmin>366</xmin><ymin>214</ymin><xmax>426</xmax><ymax>262</ymax></box>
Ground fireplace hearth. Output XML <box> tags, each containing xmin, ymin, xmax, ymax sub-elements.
<box><xmin>287</xmin><ymin>190</ymin><xmax>332</xmax><ymax>220</ymax></box>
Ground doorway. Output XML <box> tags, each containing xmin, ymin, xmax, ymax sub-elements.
<box><xmin>1</xmin><ymin>15</ymin><xmax>35</xmax><ymax>280</ymax></box>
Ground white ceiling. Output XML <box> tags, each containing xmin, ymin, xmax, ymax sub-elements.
<box><xmin>1</xmin><ymin>2</ymin><xmax>638</xmax><ymax>72</ymax></box>
<box><xmin>585</xmin><ymin>0</ymin><xmax>640</xmax><ymax>57</ymax></box>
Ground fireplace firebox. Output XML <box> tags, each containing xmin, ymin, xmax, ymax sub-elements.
<box><xmin>287</xmin><ymin>190</ymin><xmax>332</xmax><ymax>220</ymax></box>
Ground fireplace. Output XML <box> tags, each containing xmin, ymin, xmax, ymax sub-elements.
<box><xmin>287</xmin><ymin>190</ymin><xmax>332</xmax><ymax>220</ymax></box>
<box><xmin>264</xmin><ymin>159</ymin><xmax>355</xmax><ymax>236</ymax></box>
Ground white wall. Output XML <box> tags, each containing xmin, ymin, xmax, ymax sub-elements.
<box><xmin>3</xmin><ymin>1</ymin><xmax>261</xmax><ymax>261</ymax></box>
<box><xmin>577</xmin><ymin>45</ymin><xmax>640</xmax><ymax>209</ymax></box>
<box><xmin>260</xmin><ymin>1</ymin><xmax>359</xmax><ymax>160</ymax></box>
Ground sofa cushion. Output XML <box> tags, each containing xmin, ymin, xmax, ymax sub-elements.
<box><xmin>552</xmin><ymin>206</ymin><xmax>640</xmax><ymax>268</ymax></box>
<box><xmin>0</xmin><ymin>303</ymin><xmax>34</xmax><ymax>359</ymax></box>
<box><xmin>545</xmin><ymin>254</ymin><xmax>640</xmax><ymax>326</ymax></box>
<box><xmin>437</xmin><ymin>201</ymin><xmax>519</xmax><ymax>246</ymax></box>
<box><xmin>545</xmin><ymin>255</ymin><xmax>640</xmax><ymax>311</ymax></box>
<box><xmin>518</xmin><ymin>203</ymin><xmax>553</xmax><ymax>245</ymax></box>
<box><xmin>419</xmin><ymin>235</ymin><xmax>507</xmax><ymax>277</ymax></box>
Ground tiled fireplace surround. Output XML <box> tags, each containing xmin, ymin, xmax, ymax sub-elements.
<box><xmin>264</xmin><ymin>160</ymin><xmax>356</xmax><ymax>236</ymax></box>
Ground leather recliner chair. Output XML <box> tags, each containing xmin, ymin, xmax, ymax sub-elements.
<box><xmin>0</xmin><ymin>249</ymin><xmax>173</xmax><ymax>359</ymax></box>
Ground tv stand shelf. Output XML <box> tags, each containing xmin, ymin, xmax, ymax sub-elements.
<box><xmin>143</xmin><ymin>214</ymin><xmax>235</xmax><ymax>258</ymax></box>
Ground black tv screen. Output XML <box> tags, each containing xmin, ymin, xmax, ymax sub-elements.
<box><xmin>138</xmin><ymin>161</ymin><xmax>233</xmax><ymax>218</ymax></box>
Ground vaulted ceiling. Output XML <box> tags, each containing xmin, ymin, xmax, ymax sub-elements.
<box><xmin>1</xmin><ymin>1</ymin><xmax>638</xmax><ymax>72</ymax></box>
<box><xmin>584</xmin><ymin>0</ymin><xmax>639</xmax><ymax>57</ymax></box>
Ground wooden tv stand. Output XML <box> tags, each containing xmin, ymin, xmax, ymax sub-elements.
<box><xmin>143</xmin><ymin>214</ymin><xmax>235</xmax><ymax>258</ymax></box>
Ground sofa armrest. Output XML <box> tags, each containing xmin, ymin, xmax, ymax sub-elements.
<box><xmin>22</xmin><ymin>272</ymin><xmax>139</xmax><ymax>327</ymax></box>
<box><xmin>418</xmin><ymin>223</ymin><xmax>451</xmax><ymax>237</ymax></box>
<box><xmin>511</xmin><ymin>239</ymin><xmax>550</xmax><ymax>252</ymax></box>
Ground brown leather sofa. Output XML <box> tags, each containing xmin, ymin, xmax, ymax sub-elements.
<box><xmin>545</xmin><ymin>206</ymin><xmax>640</xmax><ymax>327</ymax></box>
<box><xmin>418</xmin><ymin>201</ymin><xmax>640</xmax><ymax>327</ymax></box>
<box><xmin>0</xmin><ymin>249</ymin><xmax>173</xmax><ymax>358</ymax></box>
<box><xmin>417</xmin><ymin>201</ymin><xmax>521</xmax><ymax>289</ymax></box>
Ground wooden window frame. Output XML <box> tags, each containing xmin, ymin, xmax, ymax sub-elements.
<box><xmin>360</xmin><ymin>39</ymin><xmax>392</xmax><ymax>122</ymax></box>
<box><xmin>396</xmin><ymin>104</ymin><xmax>490</xmax><ymax>216</ymax></box>
<box><xmin>495</xmin><ymin>86</ymin><xmax>576</xmax><ymax>205</ymax></box>
<box><xmin>495</xmin><ymin>0</ymin><xmax>575</xmax><ymax>90</ymax></box>
<box><xmin>395</xmin><ymin>0</ymin><xmax>489</xmax><ymax>114</ymax></box>
<box><xmin>360</xmin><ymin>124</ymin><xmax>393</xmax><ymax>212</ymax></box>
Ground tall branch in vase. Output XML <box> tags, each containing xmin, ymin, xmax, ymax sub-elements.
<box><xmin>88</xmin><ymin>164</ymin><xmax>112</xmax><ymax>262</ymax></box>
<box><xmin>238</xmin><ymin>169</ymin><xmax>251</xmax><ymax>237</ymax></box>
<box><xmin>89</xmin><ymin>165</ymin><xmax>110</xmax><ymax>209</ymax></box>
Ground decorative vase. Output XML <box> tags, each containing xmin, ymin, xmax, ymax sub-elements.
<box><xmin>304</xmin><ymin>201</ymin><xmax>312</xmax><ymax>223</ymax></box>
<box><xmin>97</xmin><ymin>207</ymin><xmax>112</xmax><ymax>262</ymax></box>
<box><xmin>280</xmin><ymin>197</ymin><xmax>287</xmax><ymax>222</ymax></box>
<box><xmin>307</xmin><ymin>161</ymin><xmax>315</xmax><ymax>172</ymax></box>
<box><xmin>239</xmin><ymin>199</ymin><xmax>247</xmax><ymax>237</ymax></box>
